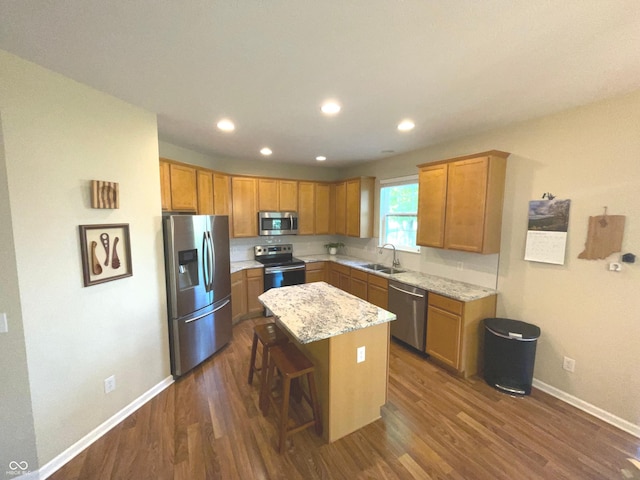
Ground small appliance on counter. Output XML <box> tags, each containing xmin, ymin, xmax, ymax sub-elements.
<box><xmin>163</xmin><ymin>215</ymin><xmax>232</xmax><ymax>377</ymax></box>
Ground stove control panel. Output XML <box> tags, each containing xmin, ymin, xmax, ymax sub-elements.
<box><xmin>254</xmin><ymin>244</ymin><xmax>293</xmax><ymax>257</ymax></box>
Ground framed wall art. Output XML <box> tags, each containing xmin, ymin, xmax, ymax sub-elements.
<box><xmin>79</xmin><ymin>223</ymin><xmax>132</xmax><ymax>286</ymax></box>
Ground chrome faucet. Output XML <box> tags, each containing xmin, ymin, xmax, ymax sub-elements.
<box><xmin>379</xmin><ymin>243</ymin><xmax>400</xmax><ymax>268</ymax></box>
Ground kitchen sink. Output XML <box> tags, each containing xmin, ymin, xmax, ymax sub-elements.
<box><xmin>361</xmin><ymin>264</ymin><xmax>406</xmax><ymax>274</ymax></box>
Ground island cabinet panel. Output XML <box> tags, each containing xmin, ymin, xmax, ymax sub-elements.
<box><xmin>426</xmin><ymin>292</ymin><xmax>496</xmax><ymax>377</ymax></box>
<box><xmin>159</xmin><ymin>161</ymin><xmax>171</xmax><ymax>211</ymax></box>
<box><xmin>231</xmin><ymin>176</ymin><xmax>258</xmax><ymax>238</ymax></box>
<box><xmin>297</xmin><ymin>322</ymin><xmax>390</xmax><ymax>442</ymax></box>
<box><xmin>168</xmin><ymin>163</ymin><xmax>197</xmax><ymax>211</ymax></box>
<box><xmin>334</xmin><ymin>182</ymin><xmax>347</xmax><ymax>235</ymax></box>
<box><xmin>350</xmin><ymin>268</ymin><xmax>368</xmax><ymax>300</ymax></box>
<box><xmin>315</xmin><ymin>183</ymin><xmax>331</xmax><ymax>235</ymax></box>
<box><xmin>297</xmin><ymin>181</ymin><xmax>315</xmax><ymax>235</ymax></box>
<box><xmin>231</xmin><ymin>270</ymin><xmax>247</xmax><ymax>324</ymax></box>
<box><xmin>246</xmin><ymin>268</ymin><xmax>264</xmax><ymax>315</ymax></box>
<box><xmin>196</xmin><ymin>169</ymin><xmax>214</xmax><ymax>215</ymax></box>
<box><xmin>417</xmin><ymin>150</ymin><xmax>508</xmax><ymax>254</ymax></box>
<box><xmin>346</xmin><ymin>177</ymin><xmax>375</xmax><ymax>238</ymax></box>
<box><xmin>213</xmin><ymin>173</ymin><xmax>231</xmax><ymax>216</ymax></box>
<box><xmin>305</xmin><ymin>261</ymin><xmax>327</xmax><ymax>283</ymax></box>
<box><xmin>367</xmin><ymin>274</ymin><xmax>388</xmax><ymax>310</ymax></box>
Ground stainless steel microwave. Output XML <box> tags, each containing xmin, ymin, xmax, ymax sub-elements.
<box><xmin>258</xmin><ymin>211</ymin><xmax>298</xmax><ymax>236</ymax></box>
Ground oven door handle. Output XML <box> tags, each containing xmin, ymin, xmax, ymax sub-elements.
<box><xmin>265</xmin><ymin>265</ymin><xmax>306</xmax><ymax>274</ymax></box>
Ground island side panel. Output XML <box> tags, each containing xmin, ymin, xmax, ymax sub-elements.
<box><xmin>327</xmin><ymin>322</ymin><xmax>390</xmax><ymax>442</ymax></box>
<box><xmin>296</xmin><ymin>337</ymin><xmax>331</xmax><ymax>442</ymax></box>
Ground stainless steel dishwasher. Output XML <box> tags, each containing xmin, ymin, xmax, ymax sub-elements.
<box><xmin>388</xmin><ymin>279</ymin><xmax>427</xmax><ymax>351</ymax></box>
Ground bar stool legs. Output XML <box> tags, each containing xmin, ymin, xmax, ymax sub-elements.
<box><xmin>262</xmin><ymin>343</ymin><xmax>322</xmax><ymax>453</ymax></box>
<box><xmin>247</xmin><ymin>323</ymin><xmax>289</xmax><ymax>411</ymax></box>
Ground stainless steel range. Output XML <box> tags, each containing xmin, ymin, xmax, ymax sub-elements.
<box><xmin>254</xmin><ymin>244</ymin><xmax>306</xmax><ymax>291</ymax></box>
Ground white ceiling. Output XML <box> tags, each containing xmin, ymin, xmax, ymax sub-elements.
<box><xmin>1</xmin><ymin>1</ymin><xmax>640</xmax><ymax>167</ymax></box>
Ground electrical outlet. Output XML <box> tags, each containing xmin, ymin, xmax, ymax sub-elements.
<box><xmin>104</xmin><ymin>375</ymin><xmax>116</xmax><ymax>394</ymax></box>
<box><xmin>609</xmin><ymin>262</ymin><xmax>622</xmax><ymax>272</ymax></box>
<box><xmin>356</xmin><ymin>346</ymin><xmax>366</xmax><ymax>363</ymax></box>
<box><xmin>562</xmin><ymin>356</ymin><xmax>575</xmax><ymax>373</ymax></box>
<box><xmin>456</xmin><ymin>262</ymin><xmax>464</xmax><ymax>271</ymax></box>
<box><xmin>0</xmin><ymin>313</ymin><xmax>7</xmax><ymax>333</ymax></box>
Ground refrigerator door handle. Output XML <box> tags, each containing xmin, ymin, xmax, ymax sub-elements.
<box><xmin>202</xmin><ymin>231</ymin><xmax>211</xmax><ymax>291</ymax></box>
<box><xmin>184</xmin><ymin>299</ymin><xmax>230</xmax><ymax>324</ymax></box>
<box><xmin>207</xmin><ymin>231</ymin><xmax>215</xmax><ymax>292</ymax></box>
<box><xmin>212</xmin><ymin>298</ymin><xmax>230</xmax><ymax>313</ymax></box>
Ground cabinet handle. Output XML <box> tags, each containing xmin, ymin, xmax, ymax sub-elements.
<box><xmin>389</xmin><ymin>284</ymin><xmax>424</xmax><ymax>298</ymax></box>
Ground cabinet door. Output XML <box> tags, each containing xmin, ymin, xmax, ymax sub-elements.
<box><xmin>159</xmin><ymin>161</ymin><xmax>171</xmax><ymax>211</ymax></box>
<box><xmin>258</xmin><ymin>178</ymin><xmax>279</xmax><ymax>211</ymax></box>
<box><xmin>444</xmin><ymin>157</ymin><xmax>489</xmax><ymax>253</ymax></box>
<box><xmin>417</xmin><ymin>163</ymin><xmax>447</xmax><ymax>248</ymax></box>
<box><xmin>350</xmin><ymin>269</ymin><xmax>368</xmax><ymax>300</ymax></box>
<box><xmin>213</xmin><ymin>173</ymin><xmax>231</xmax><ymax>216</ymax></box>
<box><xmin>197</xmin><ymin>170</ymin><xmax>214</xmax><ymax>215</ymax></box>
<box><xmin>426</xmin><ymin>305</ymin><xmax>462</xmax><ymax>369</ymax></box>
<box><xmin>231</xmin><ymin>271</ymin><xmax>247</xmax><ymax>323</ymax></box>
<box><xmin>298</xmin><ymin>181</ymin><xmax>315</xmax><ymax>235</ymax></box>
<box><xmin>367</xmin><ymin>274</ymin><xmax>388</xmax><ymax>309</ymax></box>
<box><xmin>169</xmin><ymin>164</ymin><xmax>197</xmax><ymax>211</ymax></box>
<box><xmin>279</xmin><ymin>180</ymin><xmax>298</xmax><ymax>211</ymax></box>
<box><xmin>346</xmin><ymin>179</ymin><xmax>361</xmax><ymax>237</ymax></box>
<box><xmin>315</xmin><ymin>183</ymin><xmax>330</xmax><ymax>234</ymax></box>
<box><xmin>328</xmin><ymin>268</ymin><xmax>340</xmax><ymax>288</ymax></box>
<box><xmin>334</xmin><ymin>182</ymin><xmax>346</xmax><ymax>235</ymax></box>
<box><xmin>231</xmin><ymin>177</ymin><xmax>258</xmax><ymax>238</ymax></box>
<box><xmin>246</xmin><ymin>268</ymin><xmax>264</xmax><ymax>315</ymax></box>
<box><xmin>305</xmin><ymin>262</ymin><xmax>327</xmax><ymax>283</ymax></box>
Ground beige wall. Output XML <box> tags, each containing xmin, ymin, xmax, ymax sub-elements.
<box><xmin>0</xmin><ymin>50</ymin><xmax>170</xmax><ymax>466</ymax></box>
<box><xmin>346</xmin><ymin>90</ymin><xmax>640</xmax><ymax>427</ymax></box>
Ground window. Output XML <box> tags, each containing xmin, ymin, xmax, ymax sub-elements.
<box><xmin>379</xmin><ymin>175</ymin><xmax>419</xmax><ymax>252</ymax></box>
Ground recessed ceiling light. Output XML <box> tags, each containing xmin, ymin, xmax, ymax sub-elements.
<box><xmin>321</xmin><ymin>101</ymin><xmax>341</xmax><ymax>115</ymax></box>
<box><xmin>260</xmin><ymin>147</ymin><xmax>273</xmax><ymax>156</ymax></box>
<box><xmin>316</xmin><ymin>156</ymin><xmax>327</xmax><ymax>161</ymax></box>
<box><xmin>216</xmin><ymin>119</ymin><xmax>235</xmax><ymax>132</ymax></box>
<box><xmin>397</xmin><ymin>119</ymin><xmax>415</xmax><ymax>131</ymax></box>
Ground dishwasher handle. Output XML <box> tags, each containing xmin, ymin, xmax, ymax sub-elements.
<box><xmin>389</xmin><ymin>284</ymin><xmax>425</xmax><ymax>298</ymax></box>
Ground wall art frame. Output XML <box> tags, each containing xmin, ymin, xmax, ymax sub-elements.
<box><xmin>79</xmin><ymin>223</ymin><xmax>132</xmax><ymax>286</ymax></box>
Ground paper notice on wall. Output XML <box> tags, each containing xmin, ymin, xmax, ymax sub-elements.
<box><xmin>524</xmin><ymin>199</ymin><xmax>571</xmax><ymax>265</ymax></box>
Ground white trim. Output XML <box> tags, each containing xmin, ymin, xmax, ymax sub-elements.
<box><xmin>379</xmin><ymin>174</ymin><xmax>418</xmax><ymax>185</ymax></box>
<box><xmin>38</xmin><ymin>376</ymin><xmax>174</xmax><ymax>479</ymax></box>
<box><xmin>532</xmin><ymin>378</ymin><xmax>640</xmax><ymax>438</ymax></box>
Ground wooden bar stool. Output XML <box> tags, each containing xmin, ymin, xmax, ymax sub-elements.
<box><xmin>247</xmin><ymin>323</ymin><xmax>289</xmax><ymax>407</ymax></box>
<box><xmin>262</xmin><ymin>342</ymin><xmax>322</xmax><ymax>453</ymax></box>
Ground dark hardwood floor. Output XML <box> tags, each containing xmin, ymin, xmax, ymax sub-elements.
<box><xmin>51</xmin><ymin>317</ymin><xmax>639</xmax><ymax>479</ymax></box>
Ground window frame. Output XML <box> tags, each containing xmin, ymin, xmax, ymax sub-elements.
<box><xmin>378</xmin><ymin>175</ymin><xmax>420</xmax><ymax>253</ymax></box>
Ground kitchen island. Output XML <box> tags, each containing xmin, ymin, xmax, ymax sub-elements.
<box><xmin>259</xmin><ymin>281</ymin><xmax>396</xmax><ymax>442</ymax></box>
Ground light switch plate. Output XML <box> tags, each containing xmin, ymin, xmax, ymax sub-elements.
<box><xmin>0</xmin><ymin>313</ymin><xmax>7</xmax><ymax>333</ymax></box>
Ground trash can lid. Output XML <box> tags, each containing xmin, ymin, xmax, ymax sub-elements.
<box><xmin>484</xmin><ymin>318</ymin><xmax>541</xmax><ymax>340</ymax></box>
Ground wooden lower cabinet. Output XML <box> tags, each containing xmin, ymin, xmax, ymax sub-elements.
<box><xmin>305</xmin><ymin>261</ymin><xmax>327</xmax><ymax>283</ymax></box>
<box><xmin>426</xmin><ymin>292</ymin><xmax>496</xmax><ymax>377</ymax></box>
<box><xmin>231</xmin><ymin>268</ymin><xmax>264</xmax><ymax>323</ymax></box>
<box><xmin>350</xmin><ymin>268</ymin><xmax>368</xmax><ymax>300</ymax></box>
<box><xmin>367</xmin><ymin>274</ymin><xmax>388</xmax><ymax>309</ymax></box>
<box><xmin>329</xmin><ymin>263</ymin><xmax>351</xmax><ymax>291</ymax></box>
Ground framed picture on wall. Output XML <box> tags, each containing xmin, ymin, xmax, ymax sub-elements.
<box><xmin>79</xmin><ymin>223</ymin><xmax>132</xmax><ymax>286</ymax></box>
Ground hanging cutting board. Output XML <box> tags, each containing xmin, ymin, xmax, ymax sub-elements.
<box><xmin>578</xmin><ymin>215</ymin><xmax>625</xmax><ymax>260</ymax></box>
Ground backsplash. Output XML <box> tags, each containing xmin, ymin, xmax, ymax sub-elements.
<box><xmin>230</xmin><ymin>235</ymin><xmax>500</xmax><ymax>290</ymax></box>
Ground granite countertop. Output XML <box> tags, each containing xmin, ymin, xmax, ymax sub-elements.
<box><xmin>258</xmin><ymin>282</ymin><xmax>396</xmax><ymax>344</ymax></box>
<box><xmin>230</xmin><ymin>253</ymin><xmax>496</xmax><ymax>302</ymax></box>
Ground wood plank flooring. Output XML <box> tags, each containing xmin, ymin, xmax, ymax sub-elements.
<box><xmin>50</xmin><ymin>317</ymin><xmax>639</xmax><ymax>479</ymax></box>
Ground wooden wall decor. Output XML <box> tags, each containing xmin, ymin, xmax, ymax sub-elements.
<box><xmin>79</xmin><ymin>223</ymin><xmax>132</xmax><ymax>286</ymax></box>
<box><xmin>91</xmin><ymin>180</ymin><xmax>119</xmax><ymax>209</ymax></box>
<box><xmin>578</xmin><ymin>209</ymin><xmax>626</xmax><ymax>260</ymax></box>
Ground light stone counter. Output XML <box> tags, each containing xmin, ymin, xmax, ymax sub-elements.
<box><xmin>230</xmin><ymin>260</ymin><xmax>262</xmax><ymax>274</ymax></box>
<box><xmin>297</xmin><ymin>254</ymin><xmax>496</xmax><ymax>302</ymax></box>
<box><xmin>258</xmin><ymin>281</ymin><xmax>396</xmax><ymax>344</ymax></box>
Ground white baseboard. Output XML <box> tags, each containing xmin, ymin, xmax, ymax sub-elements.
<box><xmin>532</xmin><ymin>378</ymin><xmax>640</xmax><ymax>439</ymax></box>
<box><xmin>37</xmin><ymin>376</ymin><xmax>174</xmax><ymax>479</ymax></box>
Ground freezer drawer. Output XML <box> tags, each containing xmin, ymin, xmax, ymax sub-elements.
<box><xmin>170</xmin><ymin>298</ymin><xmax>232</xmax><ymax>377</ymax></box>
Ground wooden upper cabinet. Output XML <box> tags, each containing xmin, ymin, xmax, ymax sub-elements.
<box><xmin>298</xmin><ymin>181</ymin><xmax>315</xmax><ymax>235</ymax></box>
<box><xmin>334</xmin><ymin>181</ymin><xmax>346</xmax><ymax>235</ymax></box>
<box><xmin>169</xmin><ymin>163</ymin><xmax>197</xmax><ymax>211</ymax></box>
<box><xmin>197</xmin><ymin>170</ymin><xmax>214</xmax><ymax>215</ymax></box>
<box><xmin>416</xmin><ymin>163</ymin><xmax>448</xmax><ymax>248</ymax></box>
<box><xmin>315</xmin><ymin>183</ymin><xmax>331</xmax><ymax>235</ymax></box>
<box><xmin>159</xmin><ymin>161</ymin><xmax>171</xmax><ymax>210</ymax></box>
<box><xmin>278</xmin><ymin>180</ymin><xmax>298</xmax><ymax>211</ymax></box>
<box><xmin>213</xmin><ymin>173</ymin><xmax>231</xmax><ymax>216</ymax></box>
<box><xmin>417</xmin><ymin>151</ymin><xmax>508</xmax><ymax>254</ymax></box>
<box><xmin>258</xmin><ymin>178</ymin><xmax>298</xmax><ymax>212</ymax></box>
<box><xmin>231</xmin><ymin>176</ymin><xmax>258</xmax><ymax>238</ymax></box>
<box><xmin>345</xmin><ymin>177</ymin><xmax>374</xmax><ymax>238</ymax></box>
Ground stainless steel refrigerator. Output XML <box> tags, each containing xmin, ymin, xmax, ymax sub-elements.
<box><xmin>163</xmin><ymin>215</ymin><xmax>232</xmax><ymax>377</ymax></box>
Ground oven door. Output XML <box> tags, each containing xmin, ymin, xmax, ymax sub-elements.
<box><xmin>264</xmin><ymin>264</ymin><xmax>306</xmax><ymax>290</ymax></box>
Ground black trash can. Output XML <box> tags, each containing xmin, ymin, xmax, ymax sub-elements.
<box><xmin>483</xmin><ymin>318</ymin><xmax>541</xmax><ymax>396</ymax></box>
